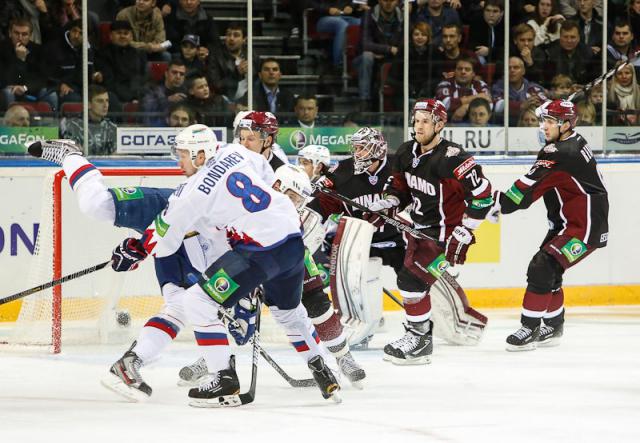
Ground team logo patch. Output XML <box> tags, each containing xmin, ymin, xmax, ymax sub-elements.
<box><xmin>154</xmin><ymin>214</ymin><xmax>170</xmax><ymax>237</ymax></box>
<box><xmin>112</xmin><ymin>187</ymin><xmax>144</xmax><ymax>201</ymax></box>
<box><xmin>290</xmin><ymin>130</ymin><xmax>307</xmax><ymax>150</ymax></box>
<box><xmin>368</xmin><ymin>175</ymin><xmax>378</xmax><ymax>185</ymax></box>
<box><xmin>412</xmin><ymin>157</ymin><xmax>420</xmax><ymax>168</ymax></box>
<box><xmin>533</xmin><ymin>159</ymin><xmax>556</xmax><ymax>169</ymax></box>
<box><xmin>427</xmin><ymin>254</ymin><xmax>450</xmax><ymax>279</ymax></box>
<box><xmin>453</xmin><ymin>157</ymin><xmax>476</xmax><ymax>180</ymax></box>
<box><xmin>201</xmin><ymin>268</ymin><xmax>239</xmax><ymax>303</ymax></box>
<box><xmin>560</xmin><ymin>238</ymin><xmax>587</xmax><ymax>263</ymax></box>
<box><xmin>304</xmin><ymin>249</ymin><xmax>320</xmax><ymax>277</ymax></box>
<box><xmin>543</xmin><ymin>144</ymin><xmax>557</xmax><ymax>153</ymax></box>
<box><xmin>445</xmin><ymin>146</ymin><xmax>461</xmax><ymax>157</ymax></box>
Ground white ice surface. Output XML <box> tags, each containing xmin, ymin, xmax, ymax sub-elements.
<box><xmin>1</xmin><ymin>307</ymin><xmax>639</xmax><ymax>443</ymax></box>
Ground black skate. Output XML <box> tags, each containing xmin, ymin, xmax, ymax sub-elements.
<box><xmin>27</xmin><ymin>139</ymin><xmax>82</xmax><ymax>165</ymax></box>
<box><xmin>308</xmin><ymin>355</ymin><xmax>341</xmax><ymax>403</ymax></box>
<box><xmin>188</xmin><ymin>356</ymin><xmax>241</xmax><ymax>408</ymax></box>
<box><xmin>538</xmin><ymin>323</ymin><xmax>564</xmax><ymax>347</ymax></box>
<box><xmin>506</xmin><ymin>325</ymin><xmax>540</xmax><ymax>351</ymax></box>
<box><xmin>177</xmin><ymin>356</ymin><xmax>209</xmax><ymax>387</ymax></box>
<box><xmin>383</xmin><ymin>321</ymin><xmax>433</xmax><ymax>365</ymax></box>
<box><xmin>336</xmin><ymin>351</ymin><xmax>366</xmax><ymax>389</ymax></box>
<box><xmin>101</xmin><ymin>342</ymin><xmax>152</xmax><ymax>402</ymax></box>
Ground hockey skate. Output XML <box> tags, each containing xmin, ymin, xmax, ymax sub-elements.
<box><xmin>101</xmin><ymin>343</ymin><xmax>152</xmax><ymax>402</ymax></box>
<box><xmin>336</xmin><ymin>351</ymin><xmax>366</xmax><ymax>389</ymax></box>
<box><xmin>27</xmin><ymin>139</ymin><xmax>82</xmax><ymax>165</ymax></box>
<box><xmin>506</xmin><ymin>325</ymin><xmax>540</xmax><ymax>351</ymax></box>
<box><xmin>177</xmin><ymin>357</ymin><xmax>209</xmax><ymax>387</ymax></box>
<box><xmin>308</xmin><ymin>355</ymin><xmax>342</xmax><ymax>403</ymax></box>
<box><xmin>188</xmin><ymin>356</ymin><xmax>241</xmax><ymax>408</ymax></box>
<box><xmin>383</xmin><ymin>321</ymin><xmax>433</xmax><ymax>365</ymax></box>
<box><xmin>538</xmin><ymin>323</ymin><xmax>564</xmax><ymax>347</ymax></box>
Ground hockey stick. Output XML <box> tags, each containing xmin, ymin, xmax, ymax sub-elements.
<box><xmin>568</xmin><ymin>49</ymin><xmax>640</xmax><ymax>102</ymax></box>
<box><xmin>0</xmin><ymin>261</ymin><xmax>111</xmax><ymax>306</ymax></box>
<box><xmin>313</xmin><ymin>185</ymin><xmax>436</xmax><ymax>241</ymax></box>
<box><xmin>383</xmin><ymin>288</ymin><xmax>403</xmax><ymax>308</ymax></box>
<box><xmin>218</xmin><ymin>309</ymin><xmax>316</xmax><ymax>388</ymax></box>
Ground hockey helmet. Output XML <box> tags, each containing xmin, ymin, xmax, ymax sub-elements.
<box><xmin>412</xmin><ymin>99</ymin><xmax>448</xmax><ymax>124</ymax></box>
<box><xmin>274</xmin><ymin>164</ymin><xmax>312</xmax><ymax>211</ymax></box>
<box><xmin>172</xmin><ymin>124</ymin><xmax>218</xmax><ymax>169</ymax></box>
<box><xmin>350</xmin><ymin>127</ymin><xmax>388</xmax><ymax>175</ymax></box>
<box><xmin>535</xmin><ymin>100</ymin><xmax>578</xmax><ymax>128</ymax></box>
<box><xmin>297</xmin><ymin>144</ymin><xmax>331</xmax><ymax>168</ymax></box>
<box><xmin>234</xmin><ymin>111</ymin><xmax>279</xmax><ymax>141</ymax></box>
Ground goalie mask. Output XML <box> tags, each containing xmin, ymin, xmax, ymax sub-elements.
<box><xmin>274</xmin><ymin>164</ymin><xmax>312</xmax><ymax>212</ymax></box>
<box><xmin>350</xmin><ymin>127</ymin><xmax>387</xmax><ymax>175</ymax></box>
<box><xmin>171</xmin><ymin>124</ymin><xmax>218</xmax><ymax>169</ymax></box>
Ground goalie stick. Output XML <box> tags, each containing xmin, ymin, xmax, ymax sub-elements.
<box><xmin>218</xmin><ymin>308</ymin><xmax>317</xmax><ymax>389</ymax></box>
<box><xmin>568</xmin><ymin>49</ymin><xmax>640</xmax><ymax>102</ymax></box>
<box><xmin>0</xmin><ymin>260</ymin><xmax>110</xmax><ymax>306</ymax></box>
<box><xmin>313</xmin><ymin>185</ymin><xmax>436</xmax><ymax>241</ymax></box>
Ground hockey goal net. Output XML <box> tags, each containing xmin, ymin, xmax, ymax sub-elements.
<box><xmin>3</xmin><ymin>168</ymin><xmax>291</xmax><ymax>353</ymax></box>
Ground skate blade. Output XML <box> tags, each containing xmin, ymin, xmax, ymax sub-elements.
<box><xmin>349</xmin><ymin>379</ymin><xmax>364</xmax><ymax>390</ymax></box>
<box><xmin>189</xmin><ymin>392</ymin><xmax>242</xmax><ymax>408</ymax></box>
<box><xmin>390</xmin><ymin>355</ymin><xmax>431</xmax><ymax>365</ymax></box>
<box><xmin>537</xmin><ymin>337</ymin><xmax>561</xmax><ymax>348</ymax></box>
<box><xmin>100</xmin><ymin>373</ymin><xmax>150</xmax><ymax>403</ymax></box>
<box><xmin>506</xmin><ymin>342</ymin><xmax>537</xmax><ymax>352</ymax></box>
<box><xmin>330</xmin><ymin>391</ymin><xmax>343</xmax><ymax>404</ymax></box>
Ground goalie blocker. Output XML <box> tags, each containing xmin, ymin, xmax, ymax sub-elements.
<box><xmin>330</xmin><ymin>217</ymin><xmax>487</xmax><ymax>346</ymax></box>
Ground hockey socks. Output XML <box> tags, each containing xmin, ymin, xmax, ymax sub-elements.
<box><xmin>310</xmin><ymin>307</ymin><xmax>348</xmax><ymax>358</ymax></box>
<box><xmin>401</xmin><ymin>290</ymin><xmax>432</xmax><ymax>323</ymax></box>
<box><xmin>132</xmin><ymin>315</ymin><xmax>182</xmax><ymax>364</ymax></box>
<box><xmin>62</xmin><ymin>156</ymin><xmax>116</xmax><ymax>223</ymax></box>
<box><xmin>270</xmin><ymin>304</ymin><xmax>332</xmax><ymax>363</ymax></box>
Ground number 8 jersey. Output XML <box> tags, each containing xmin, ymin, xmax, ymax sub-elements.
<box><xmin>142</xmin><ymin>144</ymin><xmax>302</xmax><ymax>258</ymax></box>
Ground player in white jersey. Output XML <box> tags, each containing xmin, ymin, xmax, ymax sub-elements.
<box><xmin>110</xmin><ymin>137</ymin><xmax>342</xmax><ymax>405</ymax></box>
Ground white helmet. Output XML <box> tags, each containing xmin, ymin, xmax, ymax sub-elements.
<box><xmin>297</xmin><ymin>144</ymin><xmax>330</xmax><ymax>168</ymax></box>
<box><xmin>232</xmin><ymin>110</ymin><xmax>252</xmax><ymax>143</ymax></box>
<box><xmin>172</xmin><ymin>124</ymin><xmax>218</xmax><ymax>169</ymax></box>
<box><xmin>274</xmin><ymin>164</ymin><xmax>312</xmax><ymax>211</ymax></box>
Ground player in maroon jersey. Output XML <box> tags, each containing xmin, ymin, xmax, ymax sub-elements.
<box><xmin>366</xmin><ymin>99</ymin><xmax>495</xmax><ymax>364</ymax></box>
<box><xmin>490</xmin><ymin>99</ymin><xmax>609</xmax><ymax>351</ymax></box>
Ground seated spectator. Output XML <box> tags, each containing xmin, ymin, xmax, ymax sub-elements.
<box><xmin>208</xmin><ymin>22</ymin><xmax>257</xmax><ymax>108</ymax></box>
<box><xmin>517</xmin><ymin>105</ymin><xmax>539</xmax><ymax>126</ymax></box>
<box><xmin>511</xmin><ymin>1</ymin><xmax>537</xmax><ymax>24</ymax></box>
<box><xmin>164</xmin><ymin>0</ymin><xmax>221</xmax><ymax>56</ymax></box>
<box><xmin>467</xmin><ymin>97</ymin><xmax>492</xmax><ymax>126</ymax></box>
<box><xmin>116</xmin><ymin>0</ymin><xmax>171</xmax><ymax>62</ymax></box>
<box><xmin>576</xmin><ymin>100</ymin><xmax>596</xmax><ymax>125</ymax></box>
<box><xmin>184</xmin><ymin>72</ymin><xmax>226</xmax><ymax>126</ymax></box>
<box><xmin>293</xmin><ymin>94</ymin><xmax>319</xmax><ymax>128</ymax></box>
<box><xmin>607</xmin><ymin>62</ymin><xmax>640</xmax><ymax>125</ymax></box>
<box><xmin>3</xmin><ymin>103</ymin><xmax>30</xmax><ymax>126</ymax></box>
<box><xmin>166</xmin><ymin>102</ymin><xmax>197</xmax><ymax>127</ymax></box>
<box><xmin>492</xmin><ymin>56</ymin><xmax>547</xmax><ymax>124</ymax></box>
<box><xmin>94</xmin><ymin>20</ymin><xmax>148</xmax><ymax>109</ymax></box>
<box><xmin>545</xmin><ymin>20</ymin><xmax>595</xmax><ymax>86</ymax></box>
<box><xmin>411</xmin><ymin>0</ymin><xmax>461</xmax><ymax>48</ymax></box>
<box><xmin>343</xmin><ymin>111</ymin><xmax>364</xmax><ymax>127</ymax></box>
<box><xmin>47</xmin><ymin>0</ymin><xmax>99</xmax><ymax>44</ymax></box>
<box><xmin>568</xmin><ymin>0</ymin><xmax>602</xmax><ymax>56</ymax></box>
<box><xmin>178</xmin><ymin>34</ymin><xmax>207</xmax><ymax>75</ymax></box>
<box><xmin>0</xmin><ymin>18</ymin><xmax>56</xmax><ymax>111</ymax></box>
<box><xmin>252</xmin><ymin>58</ymin><xmax>295</xmax><ymax>116</ymax></box>
<box><xmin>61</xmin><ymin>85</ymin><xmax>117</xmax><ymax>155</ymax></box>
<box><xmin>607</xmin><ymin>20</ymin><xmax>639</xmax><ymax>72</ymax></box>
<box><xmin>527</xmin><ymin>0</ymin><xmax>565</xmax><ymax>46</ymax></box>
<box><xmin>511</xmin><ymin>23</ymin><xmax>546</xmax><ymax>83</ymax></box>
<box><xmin>435</xmin><ymin>56</ymin><xmax>492</xmax><ymax>122</ymax></box>
<box><xmin>588</xmin><ymin>82</ymin><xmax>603</xmax><ymax>122</ymax></box>
<box><xmin>468</xmin><ymin>0</ymin><xmax>504</xmax><ymax>65</ymax></box>
<box><xmin>548</xmin><ymin>73</ymin><xmax>574</xmax><ymax>99</ymax></box>
<box><xmin>631</xmin><ymin>0</ymin><xmax>640</xmax><ymax>46</ymax></box>
<box><xmin>431</xmin><ymin>23</ymin><xmax>480</xmax><ymax>80</ymax></box>
<box><xmin>310</xmin><ymin>1</ymin><xmax>365</xmax><ymax>68</ymax></box>
<box><xmin>47</xmin><ymin>19</ymin><xmax>94</xmax><ymax>106</ymax></box>
<box><xmin>141</xmin><ymin>59</ymin><xmax>187</xmax><ymax>126</ymax></box>
<box><xmin>389</xmin><ymin>22</ymin><xmax>438</xmax><ymax>105</ymax></box>
<box><xmin>354</xmin><ymin>0</ymin><xmax>403</xmax><ymax>110</ymax></box>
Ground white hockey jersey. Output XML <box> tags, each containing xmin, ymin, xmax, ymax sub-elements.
<box><xmin>143</xmin><ymin>144</ymin><xmax>302</xmax><ymax>258</ymax></box>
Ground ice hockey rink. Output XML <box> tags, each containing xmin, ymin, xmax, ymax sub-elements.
<box><xmin>1</xmin><ymin>307</ymin><xmax>638</xmax><ymax>443</ymax></box>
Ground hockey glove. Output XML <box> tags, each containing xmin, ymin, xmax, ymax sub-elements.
<box><xmin>366</xmin><ymin>195</ymin><xmax>400</xmax><ymax>213</ymax></box>
<box><xmin>364</xmin><ymin>195</ymin><xmax>400</xmax><ymax>228</ymax></box>
<box><xmin>363</xmin><ymin>207</ymin><xmax>397</xmax><ymax>228</ymax></box>
<box><xmin>111</xmin><ymin>238</ymin><xmax>148</xmax><ymax>272</ymax></box>
<box><xmin>486</xmin><ymin>190</ymin><xmax>502</xmax><ymax>224</ymax></box>
<box><xmin>445</xmin><ymin>226</ymin><xmax>476</xmax><ymax>265</ymax></box>
<box><xmin>228</xmin><ymin>296</ymin><xmax>258</xmax><ymax>346</ymax></box>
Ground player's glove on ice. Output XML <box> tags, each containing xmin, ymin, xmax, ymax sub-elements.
<box><xmin>111</xmin><ymin>238</ymin><xmax>148</xmax><ymax>272</ymax></box>
<box><xmin>445</xmin><ymin>226</ymin><xmax>476</xmax><ymax>265</ymax></box>
<box><xmin>228</xmin><ymin>296</ymin><xmax>258</xmax><ymax>345</ymax></box>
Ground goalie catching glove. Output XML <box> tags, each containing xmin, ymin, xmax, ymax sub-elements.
<box><xmin>445</xmin><ymin>226</ymin><xmax>475</xmax><ymax>265</ymax></box>
<box><xmin>111</xmin><ymin>238</ymin><xmax>148</xmax><ymax>272</ymax></box>
<box><xmin>227</xmin><ymin>295</ymin><xmax>258</xmax><ymax>345</ymax></box>
<box><xmin>364</xmin><ymin>195</ymin><xmax>400</xmax><ymax>228</ymax></box>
